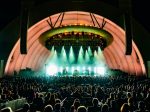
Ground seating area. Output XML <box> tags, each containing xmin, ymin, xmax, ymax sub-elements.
<box><xmin>0</xmin><ymin>71</ymin><xmax>150</xmax><ymax>112</ymax></box>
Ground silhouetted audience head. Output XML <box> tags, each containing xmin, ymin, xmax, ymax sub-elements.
<box><xmin>77</xmin><ymin>106</ymin><xmax>87</xmax><ymax>112</ymax></box>
<box><xmin>49</xmin><ymin>94</ymin><xmax>56</xmax><ymax>107</ymax></box>
<box><xmin>43</xmin><ymin>105</ymin><xmax>53</xmax><ymax>112</ymax></box>
<box><xmin>127</xmin><ymin>92</ymin><xmax>132</xmax><ymax>98</ymax></box>
<box><xmin>73</xmin><ymin>98</ymin><xmax>80</xmax><ymax>110</ymax></box>
<box><xmin>92</xmin><ymin>98</ymin><xmax>99</xmax><ymax>106</ymax></box>
<box><xmin>138</xmin><ymin>101</ymin><xmax>146</xmax><ymax>110</ymax></box>
<box><xmin>55</xmin><ymin>98</ymin><xmax>61</xmax><ymax>104</ymax></box>
<box><xmin>101</xmin><ymin>104</ymin><xmax>109</xmax><ymax>112</ymax></box>
<box><xmin>47</xmin><ymin>92</ymin><xmax>51</xmax><ymax>97</ymax></box>
<box><xmin>109</xmin><ymin>93</ymin><xmax>114</xmax><ymax>99</ymax></box>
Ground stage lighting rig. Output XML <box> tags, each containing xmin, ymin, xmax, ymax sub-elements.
<box><xmin>39</xmin><ymin>25</ymin><xmax>113</xmax><ymax>51</ymax></box>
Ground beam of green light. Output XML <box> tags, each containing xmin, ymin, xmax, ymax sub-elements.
<box><xmin>85</xmin><ymin>50</ymin><xmax>90</xmax><ymax>63</ymax></box>
<box><xmin>69</xmin><ymin>46</ymin><xmax>75</xmax><ymax>64</ymax></box>
<box><xmin>60</xmin><ymin>46</ymin><xmax>68</xmax><ymax>65</ymax></box>
<box><xmin>49</xmin><ymin>50</ymin><xmax>58</xmax><ymax>64</ymax></box>
<box><xmin>94</xmin><ymin>50</ymin><xmax>99</xmax><ymax>64</ymax></box>
<box><xmin>77</xmin><ymin>46</ymin><xmax>84</xmax><ymax>64</ymax></box>
<box><xmin>88</xmin><ymin>46</ymin><xmax>92</xmax><ymax>56</ymax></box>
<box><xmin>98</xmin><ymin>46</ymin><xmax>105</xmax><ymax>60</ymax></box>
<box><xmin>98</xmin><ymin>46</ymin><xmax>106</xmax><ymax>66</ymax></box>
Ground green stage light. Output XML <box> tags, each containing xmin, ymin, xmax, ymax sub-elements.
<box><xmin>49</xmin><ymin>46</ymin><xmax>55</xmax><ymax>60</ymax></box>
<box><xmin>77</xmin><ymin>46</ymin><xmax>84</xmax><ymax>64</ymax></box>
<box><xmin>88</xmin><ymin>46</ymin><xmax>92</xmax><ymax>56</ymax></box>
<box><xmin>47</xmin><ymin>50</ymin><xmax>58</xmax><ymax>65</ymax></box>
<box><xmin>98</xmin><ymin>46</ymin><xmax>106</xmax><ymax>66</ymax></box>
<box><xmin>46</xmin><ymin>46</ymin><xmax>55</xmax><ymax>64</ymax></box>
<box><xmin>51</xmin><ymin>46</ymin><xmax>54</xmax><ymax>52</ymax></box>
<box><xmin>94</xmin><ymin>50</ymin><xmax>99</xmax><ymax>64</ymax></box>
<box><xmin>69</xmin><ymin>46</ymin><xmax>75</xmax><ymax>64</ymax></box>
<box><xmin>98</xmin><ymin>46</ymin><xmax>104</xmax><ymax>60</ymax></box>
<box><xmin>85</xmin><ymin>50</ymin><xmax>90</xmax><ymax>63</ymax></box>
<box><xmin>61</xmin><ymin>46</ymin><xmax>68</xmax><ymax>64</ymax></box>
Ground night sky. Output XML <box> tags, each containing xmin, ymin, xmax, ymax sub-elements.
<box><xmin>0</xmin><ymin>0</ymin><xmax>150</xmax><ymax>32</ymax></box>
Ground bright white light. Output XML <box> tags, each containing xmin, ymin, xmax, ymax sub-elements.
<box><xmin>88</xmin><ymin>66</ymin><xmax>91</xmax><ymax>72</ymax></box>
<box><xmin>82</xmin><ymin>66</ymin><xmax>86</xmax><ymax>71</ymax></box>
<box><xmin>97</xmin><ymin>67</ymin><xmax>105</xmax><ymax>76</ymax></box>
<box><xmin>94</xmin><ymin>67</ymin><xmax>97</xmax><ymax>73</ymax></box>
<box><xmin>76</xmin><ymin>66</ymin><xmax>80</xmax><ymax>71</ymax></box>
<box><xmin>66</xmin><ymin>67</ymin><xmax>69</xmax><ymax>71</ymax></box>
<box><xmin>71</xmin><ymin>67</ymin><xmax>75</xmax><ymax>74</ymax></box>
<box><xmin>59</xmin><ymin>67</ymin><xmax>63</xmax><ymax>72</ymax></box>
<box><xmin>46</xmin><ymin>64</ymin><xmax>58</xmax><ymax>76</ymax></box>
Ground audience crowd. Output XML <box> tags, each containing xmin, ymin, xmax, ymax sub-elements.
<box><xmin>0</xmin><ymin>70</ymin><xmax>150</xmax><ymax>112</ymax></box>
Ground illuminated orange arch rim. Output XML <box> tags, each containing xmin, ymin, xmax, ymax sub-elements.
<box><xmin>5</xmin><ymin>11</ymin><xmax>146</xmax><ymax>75</ymax></box>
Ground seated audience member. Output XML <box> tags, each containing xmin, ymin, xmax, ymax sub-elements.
<box><xmin>109</xmin><ymin>100</ymin><xmax>119</xmax><ymax>112</ymax></box>
<box><xmin>101</xmin><ymin>104</ymin><xmax>109</xmax><ymax>112</ymax></box>
<box><xmin>124</xmin><ymin>92</ymin><xmax>132</xmax><ymax>103</ymax></box>
<box><xmin>33</xmin><ymin>92</ymin><xmax>44</xmax><ymax>111</ymax></box>
<box><xmin>70</xmin><ymin>105</ymin><xmax>75</xmax><ymax>112</ymax></box>
<box><xmin>43</xmin><ymin>104</ymin><xmax>53</xmax><ymax>112</ymax></box>
<box><xmin>115</xmin><ymin>92</ymin><xmax>125</xmax><ymax>111</ymax></box>
<box><xmin>22</xmin><ymin>103</ymin><xmax>30</xmax><ymax>112</ymax></box>
<box><xmin>134</xmin><ymin>101</ymin><xmax>149</xmax><ymax>112</ymax></box>
<box><xmin>128</xmin><ymin>97</ymin><xmax>136</xmax><ymax>112</ymax></box>
<box><xmin>120</xmin><ymin>103</ymin><xmax>130</xmax><ymax>112</ymax></box>
<box><xmin>77</xmin><ymin>106</ymin><xmax>87</xmax><ymax>112</ymax></box>
<box><xmin>0</xmin><ymin>94</ymin><xmax>8</xmax><ymax>103</ymax></box>
<box><xmin>96</xmin><ymin>87</ymin><xmax>105</xmax><ymax>101</ymax></box>
<box><xmin>44</xmin><ymin>92</ymin><xmax>51</xmax><ymax>106</ymax></box>
<box><xmin>144</xmin><ymin>92</ymin><xmax>150</xmax><ymax>111</ymax></box>
<box><xmin>54</xmin><ymin>103</ymin><xmax>61</xmax><ymax>112</ymax></box>
<box><xmin>61</xmin><ymin>107</ymin><xmax>66</xmax><ymax>112</ymax></box>
<box><xmin>70</xmin><ymin>98</ymin><xmax>80</xmax><ymax>112</ymax></box>
<box><xmin>88</xmin><ymin>98</ymin><xmax>101</xmax><ymax>112</ymax></box>
<box><xmin>49</xmin><ymin>94</ymin><xmax>56</xmax><ymax>107</ymax></box>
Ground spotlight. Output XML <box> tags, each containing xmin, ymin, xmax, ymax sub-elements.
<box><xmin>46</xmin><ymin>64</ymin><xmax>58</xmax><ymax>76</ymax></box>
<box><xmin>97</xmin><ymin>67</ymin><xmax>105</xmax><ymax>76</ymax></box>
<box><xmin>71</xmin><ymin>67</ymin><xmax>75</xmax><ymax>74</ymax></box>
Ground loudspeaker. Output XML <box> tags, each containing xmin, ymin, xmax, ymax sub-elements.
<box><xmin>147</xmin><ymin>61</ymin><xmax>150</xmax><ymax>78</ymax></box>
<box><xmin>0</xmin><ymin>60</ymin><xmax>4</xmax><ymax>77</ymax></box>
<box><xmin>124</xmin><ymin>12</ymin><xmax>132</xmax><ymax>55</ymax></box>
<box><xmin>20</xmin><ymin>6</ymin><xmax>29</xmax><ymax>54</ymax></box>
